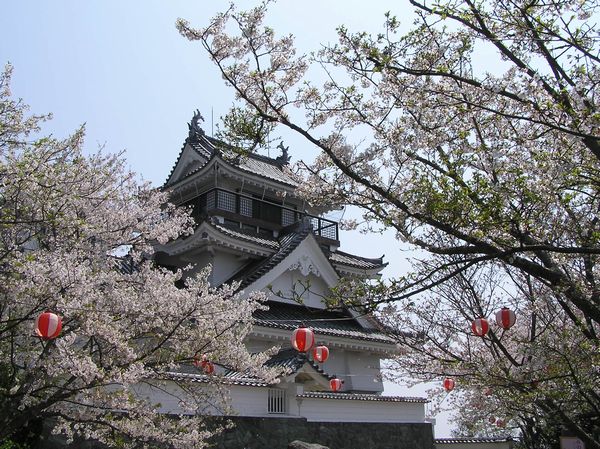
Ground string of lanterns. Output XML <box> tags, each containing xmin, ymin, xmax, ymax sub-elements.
<box><xmin>471</xmin><ymin>307</ymin><xmax>517</xmax><ymax>337</ymax></box>
<box><xmin>33</xmin><ymin>311</ymin><xmax>222</xmax><ymax>377</ymax></box>
<box><xmin>291</xmin><ymin>326</ymin><xmax>342</xmax><ymax>392</ymax></box>
<box><xmin>34</xmin><ymin>314</ymin><xmax>347</xmax><ymax>393</ymax></box>
<box><xmin>441</xmin><ymin>307</ymin><xmax>516</xmax><ymax>427</ymax></box>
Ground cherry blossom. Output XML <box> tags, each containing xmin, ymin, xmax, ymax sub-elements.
<box><xmin>0</xmin><ymin>65</ymin><xmax>276</xmax><ymax>448</ymax></box>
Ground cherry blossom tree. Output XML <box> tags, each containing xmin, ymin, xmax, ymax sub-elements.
<box><xmin>178</xmin><ymin>1</ymin><xmax>600</xmax><ymax>447</ymax></box>
<box><xmin>0</xmin><ymin>64</ymin><xmax>275</xmax><ymax>449</ymax></box>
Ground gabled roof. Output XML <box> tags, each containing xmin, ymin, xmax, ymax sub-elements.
<box><xmin>164</xmin><ymin>348</ymin><xmax>334</xmax><ymax>388</ymax></box>
<box><xmin>217</xmin><ymin>219</ymin><xmax>386</xmax><ymax>289</ymax></box>
<box><xmin>253</xmin><ymin>301</ymin><xmax>395</xmax><ymax>345</ymax></box>
<box><xmin>237</xmin><ymin>219</ymin><xmax>314</xmax><ymax>289</ymax></box>
<box><xmin>164</xmin><ymin>121</ymin><xmax>298</xmax><ymax>188</ymax></box>
<box><xmin>265</xmin><ymin>348</ymin><xmax>334</xmax><ymax>380</ymax></box>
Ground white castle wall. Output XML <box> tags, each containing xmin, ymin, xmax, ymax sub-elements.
<box><xmin>134</xmin><ymin>379</ymin><xmax>424</xmax><ymax>423</ymax></box>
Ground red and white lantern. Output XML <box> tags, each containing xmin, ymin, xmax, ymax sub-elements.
<box><xmin>443</xmin><ymin>378</ymin><xmax>455</xmax><ymax>392</ymax></box>
<box><xmin>35</xmin><ymin>312</ymin><xmax>62</xmax><ymax>340</ymax></box>
<box><xmin>291</xmin><ymin>327</ymin><xmax>315</xmax><ymax>352</ymax></box>
<box><xmin>495</xmin><ymin>307</ymin><xmax>516</xmax><ymax>330</ymax></box>
<box><xmin>471</xmin><ymin>318</ymin><xmax>489</xmax><ymax>337</ymax></box>
<box><xmin>330</xmin><ymin>378</ymin><xmax>343</xmax><ymax>392</ymax></box>
<box><xmin>203</xmin><ymin>361</ymin><xmax>215</xmax><ymax>375</ymax></box>
<box><xmin>193</xmin><ymin>354</ymin><xmax>208</xmax><ymax>369</ymax></box>
<box><xmin>193</xmin><ymin>354</ymin><xmax>214</xmax><ymax>374</ymax></box>
<box><xmin>312</xmin><ymin>345</ymin><xmax>329</xmax><ymax>363</ymax></box>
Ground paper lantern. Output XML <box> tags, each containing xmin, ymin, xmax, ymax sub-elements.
<box><xmin>495</xmin><ymin>307</ymin><xmax>516</xmax><ymax>330</ymax></box>
<box><xmin>443</xmin><ymin>378</ymin><xmax>455</xmax><ymax>392</ymax></box>
<box><xmin>193</xmin><ymin>354</ymin><xmax>214</xmax><ymax>374</ymax></box>
<box><xmin>330</xmin><ymin>378</ymin><xmax>343</xmax><ymax>392</ymax></box>
<box><xmin>489</xmin><ymin>416</ymin><xmax>496</xmax><ymax>424</ymax></box>
<box><xmin>193</xmin><ymin>354</ymin><xmax>208</xmax><ymax>369</ymax></box>
<box><xmin>312</xmin><ymin>345</ymin><xmax>329</xmax><ymax>363</ymax></box>
<box><xmin>291</xmin><ymin>327</ymin><xmax>315</xmax><ymax>352</ymax></box>
<box><xmin>35</xmin><ymin>312</ymin><xmax>62</xmax><ymax>340</ymax></box>
<box><xmin>496</xmin><ymin>419</ymin><xmax>506</xmax><ymax>428</ymax></box>
<box><xmin>203</xmin><ymin>361</ymin><xmax>215</xmax><ymax>375</ymax></box>
<box><xmin>471</xmin><ymin>318</ymin><xmax>489</xmax><ymax>337</ymax></box>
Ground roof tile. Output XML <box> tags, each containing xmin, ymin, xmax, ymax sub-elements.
<box><xmin>253</xmin><ymin>301</ymin><xmax>396</xmax><ymax>344</ymax></box>
<box><xmin>297</xmin><ymin>392</ymin><xmax>428</xmax><ymax>403</ymax></box>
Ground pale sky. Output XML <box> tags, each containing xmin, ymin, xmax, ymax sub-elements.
<box><xmin>1</xmin><ymin>0</ymin><xmax>454</xmax><ymax>436</ymax></box>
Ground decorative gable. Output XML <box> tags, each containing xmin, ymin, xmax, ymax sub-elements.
<box><xmin>165</xmin><ymin>142</ymin><xmax>210</xmax><ymax>186</ymax></box>
<box><xmin>244</xmin><ymin>233</ymin><xmax>340</xmax><ymax>309</ymax></box>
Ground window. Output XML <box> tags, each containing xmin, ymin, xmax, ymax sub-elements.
<box><xmin>281</xmin><ymin>208</ymin><xmax>297</xmax><ymax>226</ymax></box>
<box><xmin>206</xmin><ymin>190</ymin><xmax>216</xmax><ymax>210</ymax></box>
<box><xmin>217</xmin><ymin>190</ymin><xmax>236</xmax><ymax>213</ymax></box>
<box><xmin>240</xmin><ymin>196</ymin><xmax>253</xmax><ymax>217</ymax></box>
<box><xmin>267</xmin><ymin>389</ymin><xmax>287</xmax><ymax>414</ymax></box>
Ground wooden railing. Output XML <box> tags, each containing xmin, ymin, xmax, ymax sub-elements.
<box><xmin>187</xmin><ymin>188</ymin><xmax>338</xmax><ymax>241</ymax></box>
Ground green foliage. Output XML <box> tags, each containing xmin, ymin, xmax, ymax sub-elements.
<box><xmin>0</xmin><ymin>440</ymin><xmax>28</xmax><ymax>449</ymax></box>
<box><xmin>216</xmin><ymin>107</ymin><xmax>276</xmax><ymax>154</ymax></box>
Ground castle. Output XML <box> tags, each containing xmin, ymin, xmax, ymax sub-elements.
<box><xmin>142</xmin><ymin>113</ymin><xmax>512</xmax><ymax>449</ymax></box>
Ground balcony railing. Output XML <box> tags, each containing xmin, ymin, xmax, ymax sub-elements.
<box><xmin>186</xmin><ymin>188</ymin><xmax>338</xmax><ymax>242</ymax></box>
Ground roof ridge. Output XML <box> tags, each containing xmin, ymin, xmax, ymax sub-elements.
<box><xmin>296</xmin><ymin>392</ymin><xmax>428</xmax><ymax>403</ymax></box>
<box><xmin>204</xmin><ymin>135</ymin><xmax>288</xmax><ymax>168</ymax></box>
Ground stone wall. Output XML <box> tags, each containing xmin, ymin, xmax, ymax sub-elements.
<box><xmin>209</xmin><ymin>416</ymin><xmax>435</xmax><ymax>449</ymax></box>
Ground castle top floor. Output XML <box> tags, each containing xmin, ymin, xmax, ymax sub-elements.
<box><xmin>163</xmin><ymin>111</ymin><xmax>339</xmax><ymax>247</ymax></box>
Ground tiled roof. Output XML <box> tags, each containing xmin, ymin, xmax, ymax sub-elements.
<box><xmin>327</xmin><ymin>250</ymin><xmax>386</xmax><ymax>271</ymax></box>
<box><xmin>297</xmin><ymin>392</ymin><xmax>428</xmax><ymax>403</ymax></box>
<box><xmin>253</xmin><ymin>300</ymin><xmax>396</xmax><ymax>344</ymax></box>
<box><xmin>163</xmin><ymin>371</ymin><xmax>269</xmax><ymax>387</ymax></box>
<box><xmin>435</xmin><ymin>437</ymin><xmax>514</xmax><ymax>444</ymax></box>
<box><xmin>164</xmin><ymin>128</ymin><xmax>297</xmax><ymax>188</ymax></box>
<box><xmin>210</xmin><ymin>222</ymin><xmax>280</xmax><ymax>250</ymax></box>
<box><xmin>265</xmin><ymin>348</ymin><xmax>334</xmax><ymax>380</ymax></box>
<box><xmin>164</xmin><ymin>348</ymin><xmax>333</xmax><ymax>387</ymax></box>
<box><xmin>235</xmin><ymin>152</ymin><xmax>298</xmax><ymax>187</ymax></box>
<box><xmin>204</xmin><ymin>220</ymin><xmax>386</xmax><ymax>276</ymax></box>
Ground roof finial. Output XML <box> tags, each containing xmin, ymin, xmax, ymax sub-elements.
<box><xmin>188</xmin><ymin>109</ymin><xmax>205</xmax><ymax>138</ymax></box>
<box><xmin>276</xmin><ymin>141</ymin><xmax>291</xmax><ymax>165</ymax></box>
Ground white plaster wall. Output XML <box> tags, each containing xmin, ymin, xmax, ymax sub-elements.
<box><xmin>211</xmin><ymin>251</ymin><xmax>248</xmax><ymax>286</ymax></box>
<box><xmin>229</xmin><ymin>385</ymin><xmax>271</xmax><ymax>417</ymax></box>
<box><xmin>132</xmin><ymin>380</ymin><xmax>228</xmax><ymax>416</ymax></box>
<box><xmin>133</xmin><ymin>380</ymin><xmax>275</xmax><ymax>417</ymax></box>
<box><xmin>345</xmin><ymin>351</ymin><xmax>383</xmax><ymax>392</ymax></box>
<box><xmin>267</xmin><ymin>271</ymin><xmax>329</xmax><ymax>309</ymax></box>
<box><xmin>297</xmin><ymin>397</ymin><xmax>426</xmax><ymax>423</ymax></box>
<box><xmin>318</xmin><ymin>350</ymin><xmax>383</xmax><ymax>393</ymax></box>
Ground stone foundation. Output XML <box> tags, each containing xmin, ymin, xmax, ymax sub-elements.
<box><xmin>209</xmin><ymin>416</ymin><xmax>434</xmax><ymax>449</ymax></box>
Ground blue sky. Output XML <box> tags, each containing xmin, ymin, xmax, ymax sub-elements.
<box><xmin>1</xmin><ymin>0</ymin><xmax>454</xmax><ymax>436</ymax></box>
